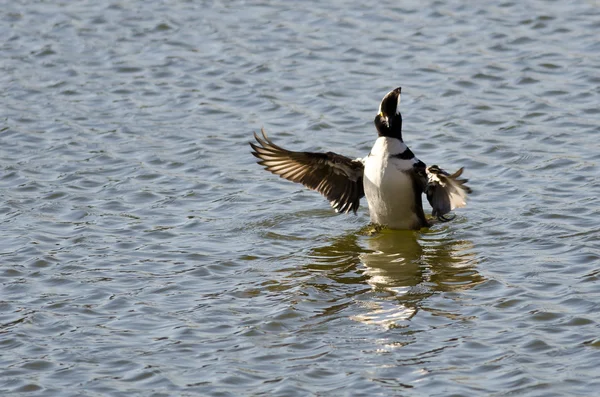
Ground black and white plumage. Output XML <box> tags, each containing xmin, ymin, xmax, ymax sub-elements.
<box><xmin>250</xmin><ymin>86</ymin><xmax>472</xmax><ymax>230</ymax></box>
<box><xmin>250</xmin><ymin>130</ymin><xmax>364</xmax><ymax>214</ymax></box>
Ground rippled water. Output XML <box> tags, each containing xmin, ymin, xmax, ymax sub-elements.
<box><xmin>1</xmin><ymin>0</ymin><xmax>599</xmax><ymax>395</ymax></box>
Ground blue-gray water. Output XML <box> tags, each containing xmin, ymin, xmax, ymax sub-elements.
<box><xmin>1</xmin><ymin>1</ymin><xmax>599</xmax><ymax>396</ymax></box>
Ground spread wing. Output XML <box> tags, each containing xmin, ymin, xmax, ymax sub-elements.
<box><xmin>250</xmin><ymin>129</ymin><xmax>365</xmax><ymax>214</ymax></box>
<box><xmin>423</xmin><ymin>165</ymin><xmax>472</xmax><ymax>221</ymax></box>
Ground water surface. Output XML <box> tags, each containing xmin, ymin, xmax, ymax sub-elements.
<box><xmin>1</xmin><ymin>0</ymin><xmax>599</xmax><ymax>396</ymax></box>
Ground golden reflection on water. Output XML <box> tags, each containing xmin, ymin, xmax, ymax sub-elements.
<box><xmin>357</xmin><ymin>229</ymin><xmax>483</xmax><ymax>327</ymax></box>
<box><xmin>306</xmin><ymin>227</ymin><xmax>484</xmax><ymax>328</ymax></box>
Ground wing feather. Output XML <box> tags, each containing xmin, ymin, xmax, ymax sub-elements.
<box><xmin>423</xmin><ymin>165</ymin><xmax>472</xmax><ymax>220</ymax></box>
<box><xmin>250</xmin><ymin>129</ymin><xmax>365</xmax><ymax>214</ymax></box>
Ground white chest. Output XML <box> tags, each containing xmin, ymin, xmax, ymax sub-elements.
<box><xmin>362</xmin><ymin>137</ymin><xmax>422</xmax><ymax>229</ymax></box>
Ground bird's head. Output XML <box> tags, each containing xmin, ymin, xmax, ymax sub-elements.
<box><xmin>374</xmin><ymin>87</ymin><xmax>403</xmax><ymax>140</ymax></box>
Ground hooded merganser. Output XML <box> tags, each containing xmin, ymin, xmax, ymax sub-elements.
<box><xmin>250</xmin><ymin>87</ymin><xmax>471</xmax><ymax>230</ymax></box>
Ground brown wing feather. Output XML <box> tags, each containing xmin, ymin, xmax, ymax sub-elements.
<box><xmin>250</xmin><ymin>129</ymin><xmax>365</xmax><ymax>214</ymax></box>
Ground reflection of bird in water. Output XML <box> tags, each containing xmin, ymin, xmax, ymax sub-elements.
<box><xmin>353</xmin><ymin>230</ymin><xmax>425</xmax><ymax>326</ymax></box>
<box><xmin>362</xmin><ymin>229</ymin><xmax>482</xmax><ymax>291</ymax></box>
<box><xmin>305</xmin><ymin>229</ymin><xmax>483</xmax><ymax>328</ymax></box>
<box><xmin>357</xmin><ymin>230</ymin><xmax>483</xmax><ymax>327</ymax></box>
<box><xmin>360</xmin><ymin>230</ymin><xmax>424</xmax><ymax>292</ymax></box>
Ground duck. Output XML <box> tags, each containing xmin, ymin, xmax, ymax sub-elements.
<box><xmin>249</xmin><ymin>87</ymin><xmax>472</xmax><ymax>230</ymax></box>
